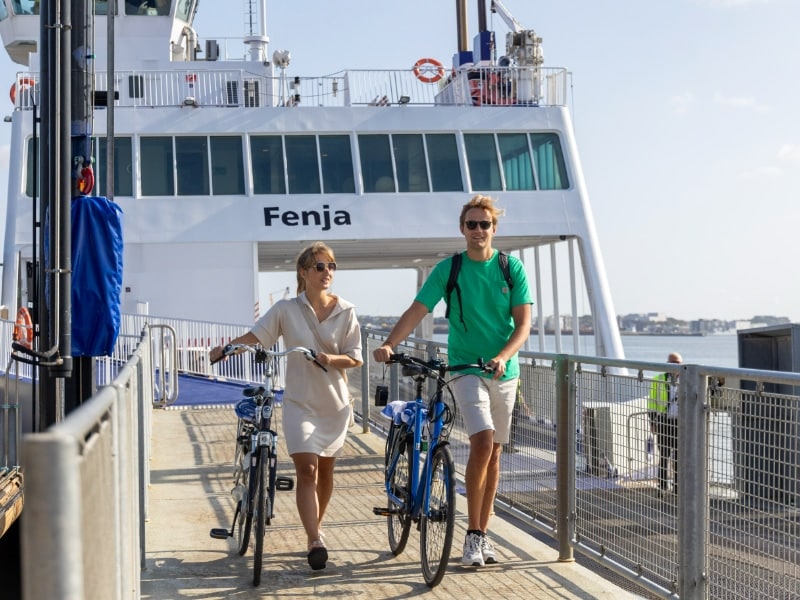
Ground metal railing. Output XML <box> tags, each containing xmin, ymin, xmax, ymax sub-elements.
<box><xmin>12</xmin><ymin>65</ymin><xmax>570</xmax><ymax>110</ymax></box>
<box><xmin>20</xmin><ymin>324</ymin><xmax>155</xmax><ymax>600</ymax></box>
<box><xmin>355</xmin><ymin>328</ymin><xmax>800</xmax><ymax>600</ymax></box>
<box><xmin>8</xmin><ymin>311</ymin><xmax>798</xmax><ymax>598</ymax></box>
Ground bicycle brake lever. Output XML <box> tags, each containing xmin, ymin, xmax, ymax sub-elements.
<box><xmin>305</xmin><ymin>349</ymin><xmax>328</xmax><ymax>372</ymax></box>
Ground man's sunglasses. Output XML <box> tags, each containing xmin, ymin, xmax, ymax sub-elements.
<box><xmin>311</xmin><ymin>262</ymin><xmax>337</xmax><ymax>272</ymax></box>
<box><xmin>465</xmin><ymin>220</ymin><xmax>493</xmax><ymax>230</ymax></box>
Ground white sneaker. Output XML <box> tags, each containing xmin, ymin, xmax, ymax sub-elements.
<box><xmin>461</xmin><ymin>532</ymin><xmax>484</xmax><ymax>567</ymax></box>
<box><xmin>481</xmin><ymin>534</ymin><xmax>497</xmax><ymax>564</ymax></box>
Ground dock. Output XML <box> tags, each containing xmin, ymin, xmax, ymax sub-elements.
<box><xmin>141</xmin><ymin>406</ymin><xmax>643</xmax><ymax>599</ymax></box>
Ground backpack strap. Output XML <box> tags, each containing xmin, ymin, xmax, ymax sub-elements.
<box><xmin>497</xmin><ymin>251</ymin><xmax>513</xmax><ymax>291</ymax></box>
<box><xmin>444</xmin><ymin>252</ymin><xmax>467</xmax><ymax>332</ymax></box>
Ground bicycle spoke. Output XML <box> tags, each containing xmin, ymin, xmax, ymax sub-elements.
<box><xmin>420</xmin><ymin>445</ymin><xmax>456</xmax><ymax>587</ymax></box>
<box><xmin>386</xmin><ymin>426</ymin><xmax>412</xmax><ymax>555</ymax></box>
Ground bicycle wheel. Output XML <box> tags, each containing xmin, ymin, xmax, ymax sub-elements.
<box><xmin>236</xmin><ymin>445</ymin><xmax>254</xmax><ymax>556</ymax></box>
<box><xmin>420</xmin><ymin>444</ymin><xmax>456</xmax><ymax>587</ymax></box>
<box><xmin>253</xmin><ymin>445</ymin><xmax>271</xmax><ymax>586</ymax></box>
<box><xmin>386</xmin><ymin>425</ymin><xmax>412</xmax><ymax>555</ymax></box>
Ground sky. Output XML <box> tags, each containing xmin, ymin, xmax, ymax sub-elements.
<box><xmin>0</xmin><ymin>0</ymin><xmax>798</xmax><ymax>322</ymax></box>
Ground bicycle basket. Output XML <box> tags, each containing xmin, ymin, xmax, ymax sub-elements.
<box><xmin>235</xmin><ymin>397</ymin><xmax>259</xmax><ymax>423</ymax></box>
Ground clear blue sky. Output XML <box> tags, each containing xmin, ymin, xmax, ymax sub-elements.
<box><xmin>1</xmin><ymin>0</ymin><xmax>798</xmax><ymax>322</ymax></box>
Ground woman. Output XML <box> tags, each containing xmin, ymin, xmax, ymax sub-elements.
<box><xmin>210</xmin><ymin>242</ymin><xmax>362</xmax><ymax>570</ymax></box>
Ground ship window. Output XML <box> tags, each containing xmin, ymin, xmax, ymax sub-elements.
<box><xmin>359</xmin><ymin>134</ymin><xmax>395</xmax><ymax>193</ymax></box>
<box><xmin>94</xmin><ymin>1</ymin><xmax>109</xmax><ymax>15</ymax></box>
<box><xmin>464</xmin><ymin>133</ymin><xmax>502</xmax><ymax>191</ymax></box>
<box><xmin>393</xmin><ymin>134</ymin><xmax>429</xmax><ymax>193</ymax></box>
<box><xmin>285</xmin><ymin>136</ymin><xmax>321</xmax><ymax>194</ymax></box>
<box><xmin>176</xmin><ymin>136</ymin><xmax>210</xmax><ymax>195</ymax></box>
<box><xmin>125</xmin><ymin>0</ymin><xmax>169</xmax><ymax>16</ymax></box>
<box><xmin>210</xmin><ymin>136</ymin><xmax>244</xmax><ymax>195</ymax></box>
<box><xmin>0</xmin><ymin>3</ymin><xmax>9</xmax><ymax>20</ymax></box>
<box><xmin>530</xmin><ymin>133</ymin><xmax>569</xmax><ymax>190</ymax></box>
<box><xmin>426</xmin><ymin>134</ymin><xmax>463</xmax><ymax>192</ymax></box>
<box><xmin>140</xmin><ymin>137</ymin><xmax>175</xmax><ymax>196</ymax></box>
<box><xmin>24</xmin><ymin>137</ymin><xmax>37</xmax><ymax>197</ymax></box>
<box><xmin>251</xmin><ymin>135</ymin><xmax>286</xmax><ymax>194</ymax></box>
<box><xmin>11</xmin><ymin>1</ymin><xmax>38</xmax><ymax>15</ymax></box>
<box><xmin>95</xmin><ymin>136</ymin><xmax>134</xmax><ymax>197</ymax></box>
<box><xmin>320</xmin><ymin>136</ymin><xmax>355</xmax><ymax>194</ymax></box>
<box><xmin>176</xmin><ymin>0</ymin><xmax>194</xmax><ymax>21</ymax></box>
<box><xmin>498</xmin><ymin>133</ymin><xmax>535</xmax><ymax>190</ymax></box>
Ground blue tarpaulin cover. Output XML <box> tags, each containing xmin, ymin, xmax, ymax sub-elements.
<box><xmin>71</xmin><ymin>196</ymin><xmax>124</xmax><ymax>356</ymax></box>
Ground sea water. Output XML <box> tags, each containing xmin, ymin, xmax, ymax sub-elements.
<box><xmin>435</xmin><ymin>333</ymin><xmax>739</xmax><ymax>368</ymax></box>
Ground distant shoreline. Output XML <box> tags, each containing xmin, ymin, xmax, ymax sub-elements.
<box><xmin>431</xmin><ymin>327</ymin><xmax>707</xmax><ymax>337</ymax></box>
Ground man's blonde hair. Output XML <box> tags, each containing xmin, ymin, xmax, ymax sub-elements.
<box><xmin>459</xmin><ymin>194</ymin><xmax>504</xmax><ymax>227</ymax></box>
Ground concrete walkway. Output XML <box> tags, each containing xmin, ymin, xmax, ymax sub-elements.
<box><xmin>140</xmin><ymin>407</ymin><xmax>643</xmax><ymax>599</ymax></box>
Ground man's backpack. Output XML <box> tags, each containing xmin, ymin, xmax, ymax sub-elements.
<box><xmin>444</xmin><ymin>251</ymin><xmax>513</xmax><ymax>332</ymax></box>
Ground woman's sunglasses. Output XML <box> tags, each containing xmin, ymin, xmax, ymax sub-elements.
<box><xmin>311</xmin><ymin>262</ymin><xmax>337</xmax><ymax>272</ymax></box>
<box><xmin>465</xmin><ymin>220</ymin><xmax>493</xmax><ymax>230</ymax></box>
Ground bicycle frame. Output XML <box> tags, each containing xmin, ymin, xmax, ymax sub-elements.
<box><xmin>386</xmin><ymin>373</ymin><xmax>448</xmax><ymax>520</ymax></box>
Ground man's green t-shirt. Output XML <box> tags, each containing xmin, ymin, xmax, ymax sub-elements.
<box><xmin>415</xmin><ymin>250</ymin><xmax>532</xmax><ymax>379</ymax></box>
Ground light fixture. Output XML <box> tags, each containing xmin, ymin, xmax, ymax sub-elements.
<box><xmin>3</xmin><ymin>116</ymin><xmax>11</xmax><ymax>123</ymax></box>
<box><xmin>183</xmin><ymin>96</ymin><xmax>198</xmax><ymax>107</ymax></box>
<box><xmin>398</xmin><ymin>95</ymin><xmax>410</xmax><ymax>105</ymax></box>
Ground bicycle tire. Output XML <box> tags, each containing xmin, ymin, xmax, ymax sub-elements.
<box><xmin>420</xmin><ymin>444</ymin><xmax>456</xmax><ymax>587</ymax></box>
<box><xmin>253</xmin><ymin>445</ymin><xmax>271</xmax><ymax>586</ymax></box>
<box><xmin>236</xmin><ymin>441</ymin><xmax>254</xmax><ymax>556</ymax></box>
<box><xmin>386</xmin><ymin>424</ymin><xmax>413</xmax><ymax>555</ymax></box>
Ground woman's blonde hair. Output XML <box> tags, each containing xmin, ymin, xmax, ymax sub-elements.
<box><xmin>295</xmin><ymin>242</ymin><xmax>336</xmax><ymax>295</ymax></box>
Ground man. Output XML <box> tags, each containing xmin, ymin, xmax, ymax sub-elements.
<box><xmin>648</xmin><ymin>352</ymin><xmax>683</xmax><ymax>496</ymax></box>
<box><xmin>373</xmin><ymin>194</ymin><xmax>532</xmax><ymax>567</ymax></box>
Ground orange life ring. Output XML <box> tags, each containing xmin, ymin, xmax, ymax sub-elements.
<box><xmin>76</xmin><ymin>165</ymin><xmax>95</xmax><ymax>195</ymax></box>
<box><xmin>10</xmin><ymin>77</ymin><xmax>36</xmax><ymax>105</ymax></box>
<box><xmin>413</xmin><ymin>58</ymin><xmax>445</xmax><ymax>84</ymax></box>
<box><xmin>12</xmin><ymin>306</ymin><xmax>33</xmax><ymax>348</ymax></box>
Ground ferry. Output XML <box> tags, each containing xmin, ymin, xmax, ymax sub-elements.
<box><xmin>0</xmin><ymin>0</ymin><xmax>624</xmax><ymax>545</ymax></box>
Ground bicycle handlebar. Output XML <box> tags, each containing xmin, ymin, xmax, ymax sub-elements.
<box><xmin>212</xmin><ymin>343</ymin><xmax>327</xmax><ymax>371</ymax></box>
<box><xmin>387</xmin><ymin>353</ymin><xmax>494</xmax><ymax>378</ymax></box>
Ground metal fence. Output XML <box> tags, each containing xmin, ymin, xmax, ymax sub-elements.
<box><xmin>354</xmin><ymin>328</ymin><xmax>800</xmax><ymax>600</ymax></box>
<box><xmin>12</xmin><ymin>65</ymin><xmax>569</xmax><ymax>110</ymax></box>
<box><xmin>19</xmin><ymin>325</ymin><xmax>155</xmax><ymax>600</ymax></box>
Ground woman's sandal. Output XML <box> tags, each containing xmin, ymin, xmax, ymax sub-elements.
<box><xmin>307</xmin><ymin>539</ymin><xmax>328</xmax><ymax>570</ymax></box>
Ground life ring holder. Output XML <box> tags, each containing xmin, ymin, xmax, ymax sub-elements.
<box><xmin>413</xmin><ymin>58</ymin><xmax>445</xmax><ymax>84</ymax></box>
<box><xmin>10</xmin><ymin>77</ymin><xmax>36</xmax><ymax>105</ymax></box>
<box><xmin>12</xmin><ymin>306</ymin><xmax>34</xmax><ymax>349</ymax></box>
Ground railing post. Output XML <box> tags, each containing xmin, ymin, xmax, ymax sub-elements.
<box><xmin>679</xmin><ymin>363</ymin><xmax>708</xmax><ymax>599</ymax></box>
<box><xmin>360</xmin><ymin>328</ymin><xmax>371</xmax><ymax>433</ymax></box>
<box><xmin>556</xmin><ymin>354</ymin><xmax>576</xmax><ymax>562</ymax></box>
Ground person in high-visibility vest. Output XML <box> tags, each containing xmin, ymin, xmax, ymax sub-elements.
<box><xmin>648</xmin><ymin>352</ymin><xmax>683</xmax><ymax>495</ymax></box>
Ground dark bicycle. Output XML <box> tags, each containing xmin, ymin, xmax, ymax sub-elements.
<box><xmin>210</xmin><ymin>343</ymin><xmax>325</xmax><ymax>586</ymax></box>
<box><xmin>373</xmin><ymin>352</ymin><xmax>492</xmax><ymax>587</ymax></box>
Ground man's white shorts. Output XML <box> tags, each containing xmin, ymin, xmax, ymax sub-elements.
<box><xmin>451</xmin><ymin>375</ymin><xmax>518</xmax><ymax>444</ymax></box>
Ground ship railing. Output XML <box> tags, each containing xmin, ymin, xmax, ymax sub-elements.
<box><xmin>356</xmin><ymin>327</ymin><xmax>800</xmax><ymax>600</ymax></box>
<box><xmin>11</xmin><ymin>65</ymin><xmax>569</xmax><ymax>110</ymax></box>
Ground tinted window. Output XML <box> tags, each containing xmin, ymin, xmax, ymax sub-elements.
<box><xmin>176</xmin><ymin>136</ymin><xmax>209</xmax><ymax>195</ymax></box>
<box><xmin>251</xmin><ymin>136</ymin><xmax>286</xmax><ymax>194</ymax></box>
<box><xmin>140</xmin><ymin>137</ymin><xmax>175</xmax><ymax>196</ymax></box>
<box><xmin>530</xmin><ymin>133</ymin><xmax>569</xmax><ymax>190</ymax></box>
<box><xmin>393</xmin><ymin>134</ymin><xmax>429</xmax><ymax>193</ymax></box>
<box><xmin>285</xmin><ymin>136</ymin><xmax>320</xmax><ymax>194</ymax></box>
<box><xmin>498</xmin><ymin>133</ymin><xmax>535</xmax><ymax>190</ymax></box>
<box><xmin>464</xmin><ymin>133</ymin><xmax>502</xmax><ymax>191</ymax></box>
<box><xmin>359</xmin><ymin>134</ymin><xmax>395</xmax><ymax>193</ymax></box>
<box><xmin>210</xmin><ymin>136</ymin><xmax>244</xmax><ymax>195</ymax></box>
<box><xmin>320</xmin><ymin>135</ymin><xmax>355</xmax><ymax>193</ymax></box>
<box><xmin>426</xmin><ymin>134</ymin><xmax>463</xmax><ymax>192</ymax></box>
<box><xmin>96</xmin><ymin>136</ymin><xmax>134</xmax><ymax>197</ymax></box>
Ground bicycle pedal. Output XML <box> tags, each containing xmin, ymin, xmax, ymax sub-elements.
<box><xmin>276</xmin><ymin>476</ymin><xmax>294</xmax><ymax>491</ymax></box>
<box><xmin>209</xmin><ymin>528</ymin><xmax>231</xmax><ymax>540</ymax></box>
<box><xmin>372</xmin><ymin>507</ymin><xmax>399</xmax><ymax>516</ymax></box>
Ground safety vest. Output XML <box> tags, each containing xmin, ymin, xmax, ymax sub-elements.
<box><xmin>648</xmin><ymin>372</ymin><xmax>675</xmax><ymax>414</ymax></box>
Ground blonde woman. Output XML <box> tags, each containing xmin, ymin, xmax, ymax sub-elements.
<box><xmin>211</xmin><ymin>242</ymin><xmax>362</xmax><ymax>570</ymax></box>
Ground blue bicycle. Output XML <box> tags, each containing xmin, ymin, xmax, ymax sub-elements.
<box><xmin>373</xmin><ymin>353</ymin><xmax>491</xmax><ymax>587</ymax></box>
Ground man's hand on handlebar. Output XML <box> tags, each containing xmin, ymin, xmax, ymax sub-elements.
<box><xmin>373</xmin><ymin>343</ymin><xmax>394</xmax><ymax>364</ymax></box>
<box><xmin>486</xmin><ymin>357</ymin><xmax>505</xmax><ymax>380</ymax></box>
